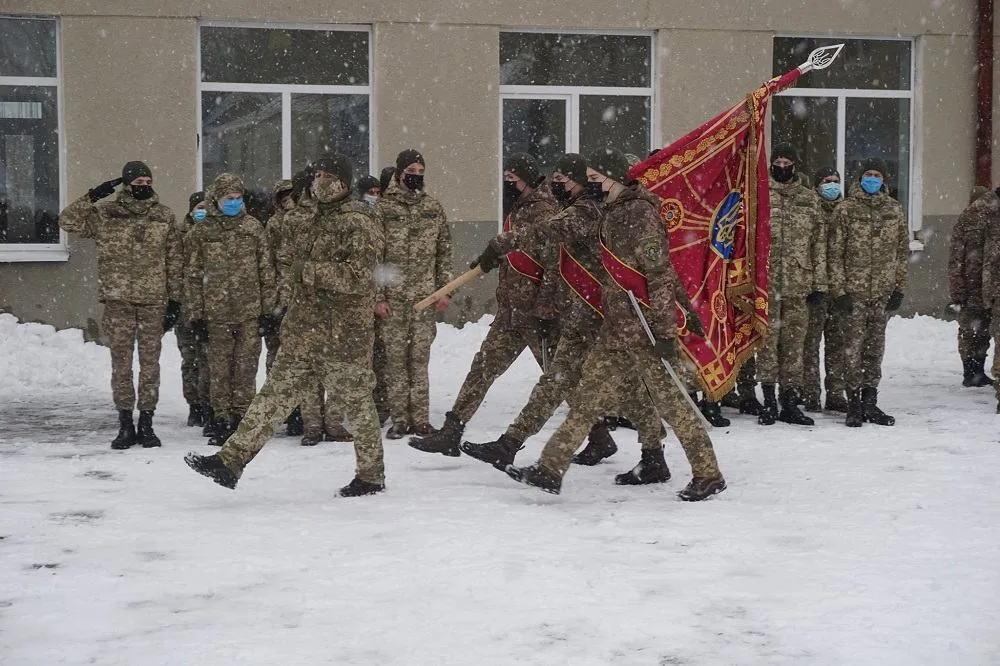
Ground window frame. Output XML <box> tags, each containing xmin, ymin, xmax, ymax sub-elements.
<box><xmin>772</xmin><ymin>35</ymin><xmax>919</xmax><ymax>234</ymax></box>
<box><xmin>0</xmin><ymin>14</ymin><xmax>67</xmax><ymax>262</ymax></box>
<box><xmin>197</xmin><ymin>20</ymin><xmax>374</xmax><ymax>189</ymax></box>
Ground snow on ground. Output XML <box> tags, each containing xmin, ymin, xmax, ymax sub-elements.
<box><xmin>1</xmin><ymin>311</ymin><xmax>998</xmax><ymax>665</ymax></box>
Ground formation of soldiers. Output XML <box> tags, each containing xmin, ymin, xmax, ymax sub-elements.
<box><xmin>58</xmin><ymin>139</ymin><xmax>1000</xmax><ymax>501</ymax></box>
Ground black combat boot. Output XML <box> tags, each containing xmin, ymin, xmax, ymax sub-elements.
<box><xmin>802</xmin><ymin>392</ymin><xmax>822</xmax><ymax>412</ymax></box>
<box><xmin>408</xmin><ymin>411</ymin><xmax>463</xmax><ymax>456</ymax></box>
<box><xmin>461</xmin><ymin>433</ymin><xmax>523</xmax><ymax>470</ymax></box>
<box><xmin>845</xmin><ymin>389</ymin><xmax>864</xmax><ymax>427</ymax></box>
<box><xmin>136</xmin><ymin>410</ymin><xmax>162</xmax><ymax>448</ymax></box>
<box><xmin>962</xmin><ymin>358</ymin><xmax>977</xmax><ymax>387</ymax></box>
<box><xmin>186</xmin><ymin>404</ymin><xmax>203</xmax><ymax>427</ymax></box>
<box><xmin>285</xmin><ymin>407</ymin><xmax>303</xmax><ymax>436</ymax></box>
<box><xmin>385</xmin><ymin>421</ymin><xmax>411</xmax><ymax>440</ymax></box>
<box><xmin>758</xmin><ymin>383</ymin><xmax>778</xmax><ymax>425</ymax></box>
<box><xmin>824</xmin><ymin>391</ymin><xmax>849</xmax><ymax>413</ymax></box>
<box><xmin>505</xmin><ymin>463</ymin><xmax>562</xmax><ymax>494</ymax></box>
<box><xmin>615</xmin><ymin>446</ymin><xmax>672</xmax><ymax>485</ymax></box>
<box><xmin>738</xmin><ymin>385</ymin><xmax>764</xmax><ymax>416</ymax></box>
<box><xmin>184</xmin><ymin>452</ymin><xmax>240</xmax><ymax>489</ymax></box>
<box><xmin>202</xmin><ymin>406</ymin><xmax>216</xmax><ymax>437</ymax></box>
<box><xmin>677</xmin><ymin>475</ymin><xmax>727</xmax><ymax>501</ymax></box>
<box><xmin>968</xmin><ymin>357</ymin><xmax>995</xmax><ymax>387</ymax></box>
<box><xmin>861</xmin><ymin>387</ymin><xmax>895</xmax><ymax>426</ymax></box>
<box><xmin>339</xmin><ymin>477</ymin><xmax>386</xmax><ymax>497</ymax></box>
<box><xmin>777</xmin><ymin>388</ymin><xmax>814</xmax><ymax>426</ymax></box>
<box><xmin>720</xmin><ymin>389</ymin><xmax>741</xmax><ymax>409</ymax></box>
<box><xmin>325</xmin><ymin>423</ymin><xmax>353</xmax><ymax>442</ymax></box>
<box><xmin>110</xmin><ymin>410</ymin><xmax>136</xmax><ymax>450</ymax></box>
<box><xmin>207</xmin><ymin>415</ymin><xmax>234</xmax><ymax>447</ymax></box>
<box><xmin>699</xmin><ymin>399</ymin><xmax>731</xmax><ymax>427</ymax></box>
<box><xmin>572</xmin><ymin>423</ymin><xmax>618</xmax><ymax>465</ymax></box>
<box><xmin>300</xmin><ymin>430</ymin><xmax>323</xmax><ymax>447</ymax></box>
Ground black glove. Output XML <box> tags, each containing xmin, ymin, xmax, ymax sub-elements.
<box><xmin>832</xmin><ymin>294</ymin><xmax>854</xmax><ymax>313</ymax></box>
<box><xmin>652</xmin><ymin>337</ymin><xmax>675</xmax><ymax>360</ymax></box>
<box><xmin>806</xmin><ymin>291</ymin><xmax>825</xmax><ymax>305</ymax></box>
<box><xmin>162</xmin><ymin>300</ymin><xmax>181</xmax><ymax>332</ymax></box>
<box><xmin>683</xmin><ymin>309</ymin><xmax>706</xmax><ymax>337</ymax></box>
<box><xmin>470</xmin><ymin>243</ymin><xmax>502</xmax><ymax>273</ymax></box>
<box><xmin>946</xmin><ymin>301</ymin><xmax>963</xmax><ymax>316</ymax></box>
<box><xmin>190</xmin><ymin>319</ymin><xmax>209</xmax><ymax>342</ymax></box>
<box><xmin>258</xmin><ymin>314</ymin><xmax>280</xmax><ymax>337</ymax></box>
<box><xmin>886</xmin><ymin>291</ymin><xmax>904</xmax><ymax>312</ymax></box>
<box><xmin>88</xmin><ymin>178</ymin><xmax>123</xmax><ymax>203</ymax></box>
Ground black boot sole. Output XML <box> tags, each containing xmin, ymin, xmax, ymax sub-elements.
<box><xmin>184</xmin><ymin>453</ymin><xmax>238</xmax><ymax>489</ymax></box>
<box><xmin>572</xmin><ymin>443</ymin><xmax>618</xmax><ymax>466</ymax></box>
<box><xmin>505</xmin><ymin>466</ymin><xmax>562</xmax><ymax>494</ymax></box>
<box><xmin>407</xmin><ymin>436</ymin><xmax>460</xmax><ymax>456</ymax></box>
<box><xmin>460</xmin><ymin>442</ymin><xmax>514</xmax><ymax>470</ymax></box>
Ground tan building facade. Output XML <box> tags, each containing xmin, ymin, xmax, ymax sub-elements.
<box><xmin>1</xmin><ymin>1</ymin><xmax>997</xmax><ymax>339</ymax></box>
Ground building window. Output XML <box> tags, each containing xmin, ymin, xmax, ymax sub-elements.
<box><xmin>0</xmin><ymin>15</ymin><xmax>64</xmax><ymax>261</ymax></box>
<box><xmin>199</xmin><ymin>23</ymin><xmax>372</xmax><ymax>195</ymax></box>
<box><xmin>499</xmin><ymin>31</ymin><xmax>655</xmax><ymax>179</ymax></box>
<box><xmin>770</xmin><ymin>37</ymin><xmax>915</xmax><ymax>228</ymax></box>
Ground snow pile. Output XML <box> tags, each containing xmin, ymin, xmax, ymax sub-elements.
<box><xmin>0</xmin><ymin>313</ymin><xmax>109</xmax><ymax>396</ymax></box>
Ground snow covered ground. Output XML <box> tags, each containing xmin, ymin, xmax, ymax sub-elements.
<box><xmin>1</xmin><ymin>311</ymin><xmax>998</xmax><ymax>665</ymax></box>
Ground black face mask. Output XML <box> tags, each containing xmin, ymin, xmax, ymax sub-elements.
<box><xmin>770</xmin><ymin>164</ymin><xmax>795</xmax><ymax>183</ymax></box>
<box><xmin>402</xmin><ymin>173</ymin><xmax>424</xmax><ymax>191</ymax></box>
<box><xmin>502</xmin><ymin>180</ymin><xmax>522</xmax><ymax>201</ymax></box>
<box><xmin>550</xmin><ymin>181</ymin><xmax>571</xmax><ymax>204</ymax></box>
<box><xmin>584</xmin><ymin>181</ymin><xmax>606</xmax><ymax>200</ymax></box>
<box><xmin>130</xmin><ymin>185</ymin><xmax>155</xmax><ymax>200</ymax></box>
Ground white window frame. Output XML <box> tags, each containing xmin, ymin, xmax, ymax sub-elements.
<box><xmin>773</xmin><ymin>35</ymin><xmax>919</xmax><ymax>234</ymax></box>
<box><xmin>0</xmin><ymin>15</ymin><xmax>67</xmax><ymax>262</ymax></box>
<box><xmin>197</xmin><ymin>20</ymin><xmax>374</xmax><ymax>189</ymax></box>
<box><xmin>498</xmin><ymin>28</ymin><xmax>658</xmax><ymax>225</ymax></box>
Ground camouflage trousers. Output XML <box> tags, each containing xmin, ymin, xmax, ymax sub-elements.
<box><xmin>537</xmin><ymin>339</ymin><xmax>721</xmax><ymax>479</ymax></box>
<box><xmin>843</xmin><ymin>297</ymin><xmax>889</xmax><ymax>391</ymax></box>
<box><xmin>300</xmin><ymin>380</ymin><xmax>343</xmax><ymax>437</ymax></box>
<box><xmin>102</xmin><ymin>300</ymin><xmax>164</xmax><ymax>411</ymax></box>
<box><xmin>757</xmin><ymin>296</ymin><xmax>808</xmax><ymax>390</ymax></box>
<box><xmin>264</xmin><ymin>318</ymin><xmax>282</xmax><ymax>374</ymax></box>
<box><xmin>450</xmin><ymin>325</ymin><xmax>553</xmax><ymax>424</ymax></box>
<box><xmin>958</xmin><ymin>306</ymin><xmax>991</xmax><ymax>361</ymax></box>
<box><xmin>216</xmin><ymin>345</ymin><xmax>384</xmax><ymax>484</ymax></box>
<box><xmin>990</xmin><ymin>309</ymin><xmax>1000</xmax><ymax>406</ymax></box>
<box><xmin>206</xmin><ymin>319</ymin><xmax>261</xmax><ymax>420</ymax></box>
<box><xmin>736</xmin><ymin>354</ymin><xmax>757</xmax><ymax>395</ymax></box>
<box><xmin>373</xmin><ymin>325</ymin><xmax>390</xmax><ymax>417</ymax></box>
<box><xmin>176</xmin><ymin>321</ymin><xmax>210</xmax><ymax>406</ymax></box>
<box><xmin>380</xmin><ymin>303</ymin><xmax>436</xmax><ymax>427</ymax></box>
<box><xmin>803</xmin><ymin>296</ymin><xmax>847</xmax><ymax>401</ymax></box>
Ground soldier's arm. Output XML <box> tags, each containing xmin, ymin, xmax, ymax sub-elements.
<box><xmin>255</xmin><ymin>221</ymin><xmax>278</xmax><ymax>315</ymax></box>
<box><xmin>810</xmin><ymin>198</ymin><xmax>829</xmax><ymax>293</ymax></box>
<box><xmin>57</xmin><ymin>193</ymin><xmax>100</xmax><ymax>239</ymax></box>
<box><xmin>184</xmin><ymin>228</ymin><xmax>206</xmax><ymax>322</ymax></box>
<box><xmin>165</xmin><ymin>212</ymin><xmax>184</xmax><ymax>302</ymax></box>
<box><xmin>634</xmin><ymin>205</ymin><xmax>677</xmax><ymax>343</ymax></box>
<box><xmin>982</xmin><ymin>220</ymin><xmax>999</xmax><ymax>308</ymax></box>
<box><xmin>306</xmin><ymin>214</ymin><xmax>378</xmax><ymax>295</ymax></box>
<box><xmin>828</xmin><ymin>206</ymin><xmax>847</xmax><ymax>296</ymax></box>
<box><xmin>948</xmin><ymin>214</ymin><xmax>969</xmax><ymax>303</ymax></box>
<box><xmin>893</xmin><ymin>206</ymin><xmax>909</xmax><ymax>292</ymax></box>
<box><xmin>434</xmin><ymin>207</ymin><xmax>454</xmax><ymax>290</ymax></box>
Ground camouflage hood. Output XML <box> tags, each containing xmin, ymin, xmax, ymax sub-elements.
<box><xmin>210</xmin><ymin>172</ymin><xmax>246</xmax><ymax>211</ymax></box>
<box><xmin>382</xmin><ymin>176</ymin><xmax>424</xmax><ymax>204</ymax></box>
<box><xmin>274</xmin><ymin>179</ymin><xmax>295</xmax><ymax>211</ymax></box>
<box><xmin>114</xmin><ymin>187</ymin><xmax>160</xmax><ymax>215</ymax></box>
<box><xmin>846</xmin><ymin>182</ymin><xmax>893</xmax><ymax>211</ymax></box>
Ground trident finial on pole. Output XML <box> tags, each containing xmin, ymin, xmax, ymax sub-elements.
<box><xmin>798</xmin><ymin>43</ymin><xmax>845</xmax><ymax>74</ymax></box>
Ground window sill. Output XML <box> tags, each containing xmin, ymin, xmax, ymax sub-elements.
<box><xmin>0</xmin><ymin>245</ymin><xmax>70</xmax><ymax>262</ymax></box>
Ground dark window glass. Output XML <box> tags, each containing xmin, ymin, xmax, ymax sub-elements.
<box><xmin>770</xmin><ymin>96</ymin><xmax>838</xmax><ymax>186</ymax></box>
<box><xmin>773</xmin><ymin>38</ymin><xmax>910</xmax><ymax>90</ymax></box>
<box><xmin>502</xmin><ymin>98</ymin><xmax>567</xmax><ymax>178</ymax></box>
<box><xmin>846</xmin><ymin>97</ymin><xmax>910</xmax><ymax>208</ymax></box>
<box><xmin>201</xmin><ymin>91</ymin><xmax>282</xmax><ymax>194</ymax></box>
<box><xmin>291</xmin><ymin>94</ymin><xmax>370</xmax><ymax>182</ymax></box>
<box><xmin>579</xmin><ymin>95</ymin><xmax>650</xmax><ymax>163</ymax></box>
<box><xmin>0</xmin><ymin>17</ymin><xmax>57</xmax><ymax>78</ymax></box>
<box><xmin>0</xmin><ymin>86</ymin><xmax>60</xmax><ymax>243</ymax></box>
<box><xmin>201</xmin><ymin>27</ymin><xmax>369</xmax><ymax>86</ymax></box>
<box><xmin>500</xmin><ymin>33</ymin><xmax>651</xmax><ymax>87</ymax></box>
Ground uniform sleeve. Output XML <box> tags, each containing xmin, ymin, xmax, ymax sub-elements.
<box><xmin>634</xmin><ymin>205</ymin><xmax>678</xmax><ymax>343</ymax></box>
<box><xmin>58</xmin><ymin>193</ymin><xmax>100</xmax><ymax>239</ymax></box>
<box><xmin>828</xmin><ymin>206</ymin><xmax>847</xmax><ymax>297</ymax></box>
<box><xmin>374</xmin><ymin>205</ymin><xmax>389</xmax><ymax>303</ymax></box>
<box><xmin>184</xmin><ymin>227</ymin><xmax>205</xmax><ymax>322</ymax></box>
<box><xmin>434</xmin><ymin>207</ymin><xmax>453</xmax><ymax>290</ymax></box>
<box><xmin>307</xmin><ymin>214</ymin><xmax>380</xmax><ymax>295</ymax></box>
<box><xmin>810</xmin><ymin>197</ymin><xmax>828</xmax><ymax>293</ymax></box>
<box><xmin>165</xmin><ymin>212</ymin><xmax>184</xmax><ymax>302</ymax></box>
<box><xmin>255</xmin><ymin>222</ymin><xmax>278</xmax><ymax>314</ymax></box>
<box><xmin>982</xmin><ymin>220</ymin><xmax>1000</xmax><ymax>308</ymax></box>
<box><xmin>894</xmin><ymin>206</ymin><xmax>909</xmax><ymax>293</ymax></box>
<box><xmin>948</xmin><ymin>214</ymin><xmax>969</xmax><ymax>304</ymax></box>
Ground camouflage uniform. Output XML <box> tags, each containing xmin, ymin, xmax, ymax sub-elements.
<box><xmin>215</xmin><ymin>197</ymin><xmax>386</xmax><ymax>481</ymax></box>
<box><xmin>757</xmin><ymin>177</ymin><xmax>826</xmax><ymax>394</ymax></box>
<box><xmin>185</xmin><ymin>174</ymin><xmax>277</xmax><ymax>421</ymax></box>
<box><xmin>949</xmin><ymin>190</ymin><xmax>998</xmax><ymax>372</ymax></box>
<box><xmin>829</xmin><ymin>184</ymin><xmax>908</xmax><ymax>392</ymax></box>
<box><xmin>803</xmin><ymin>197</ymin><xmax>846</xmax><ymax>406</ymax></box>
<box><xmin>175</xmin><ymin>211</ymin><xmax>210</xmax><ymax>408</ymax></box>
<box><xmin>375</xmin><ymin>180</ymin><xmax>453</xmax><ymax>429</ymax></box>
<box><xmin>975</xmin><ymin>191</ymin><xmax>1000</xmax><ymax>407</ymax></box>
<box><xmin>263</xmin><ymin>179</ymin><xmax>294</xmax><ymax>372</ymax></box>
<box><xmin>59</xmin><ymin>189</ymin><xmax>182</xmax><ymax>411</ymax></box>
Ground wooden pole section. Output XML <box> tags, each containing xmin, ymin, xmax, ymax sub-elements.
<box><xmin>976</xmin><ymin>0</ymin><xmax>994</xmax><ymax>187</ymax></box>
<box><xmin>413</xmin><ymin>266</ymin><xmax>484</xmax><ymax>311</ymax></box>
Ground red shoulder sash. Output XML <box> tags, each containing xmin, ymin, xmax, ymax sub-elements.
<box><xmin>503</xmin><ymin>214</ymin><xmax>544</xmax><ymax>284</ymax></box>
<box><xmin>559</xmin><ymin>245</ymin><xmax>604</xmax><ymax>316</ymax></box>
<box><xmin>599</xmin><ymin>239</ymin><xmax>650</xmax><ymax>307</ymax></box>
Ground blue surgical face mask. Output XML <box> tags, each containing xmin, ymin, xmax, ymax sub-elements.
<box><xmin>819</xmin><ymin>182</ymin><xmax>842</xmax><ymax>201</ymax></box>
<box><xmin>191</xmin><ymin>209</ymin><xmax>207</xmax><ymax>221</ymax></box>
<box><xmin>860</xmin><ymin>176</ymin><xmax>883</xmax><ymax>195</ymax></box>
<box><xmin>220</xmin><ymin>197</ymin><xmax>244</xmax><ymax>216</ymax></box>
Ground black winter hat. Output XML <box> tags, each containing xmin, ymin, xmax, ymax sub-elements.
<box><xmin>188</xmin><ymin>190</ymin><xmax>205</xmax><ymax>211</ymax></box>
<box><xmin>122</xmin><ymin>160</ymin><xmax>152</xmax><ymax>184</ymax></box>
<box><xmin>553</xmin><ymin>153</ymin><xmax>588</xmax><ymax>186</ymax></box>
<box><xmin>587</xmin><ymin>147</ymin><xmax>631</xmax><ymax>183</ymax></box>
<box><xmin>313</xmin><ymin>153</ymin><xmax>353</xmax><ymax>186</ymax></box>
<box><xmin>357</xmin><ymin>175</ymin><xmax>380</xmax><ymax>194</ymax></box>
<box><xmin>379</xmin><ymin>166</ymin><xmax>395</xmax><ymax>194</ymax></box>
<box><xmin>503</xmin><ymin>152</ymin><xmax>543</xmax><ymax>187</ymax></box>
<box><xmin>771</xmin><ymin>143</ymin><xmax>798</xmax><ymax>164</ymax></box>
<box><xmin>814</xmin><ymin>166</ymin><xmax>840</xmax><ymax>182</ymax></box>
<box><xmin>859</xmin><ymin>157</ymin><xmax>887</xmax><ymax>178</ymax></box>
<box><xmin>396</xmin><ymin>149</ymin><xmax>425</xmax><ymax>174</ymax></box>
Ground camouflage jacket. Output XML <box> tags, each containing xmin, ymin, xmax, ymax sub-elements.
<box><xmin>280</xmin><ymin>198</ymin><xmax>385</xmax><ymax>365</ymax></box>
<box><xmin>59</xmin><ymin>191</ymin><xmax>183</xmax><ymax>305</ymax></box>
<box><xmin>184</xmin><ymin>208</ymin><xmax>277</xmax><ymax>324</ymax></box>
<box><xmin>597</xmin><ymin>185</ymin><xmax>681</xmax><ymax>350</ymax></box>
<box><xmin>494</xmin><ymin>194</ymin><xmax>604</xmax><ymax>336</ymax></box>
<box><xmin>768</xmin><ymin>178</ymin><xmax>827</xmax><ymax>299</ymax></box>
<box><xmin>950</xmin><ymin>190</ymin><xmax>1000</xmax><ymax>308</ymax></box>
<box><xmin>976</xmin><ymin>192</ymin><xmax>1000</xmax><ymax>308</ymax></box>
<box><xmin>270</xmin><ymin>196</ymin><xmax>306</xmax><ymax>310</ymax></box>
<box><xmin>375</xmin><ymin>182</ymin><xmax>453</xmax><ymax>303</ymax></box>
<box><xmin>829</xmin><ymin>185</ymin><xmax>909</xmax><ymax>301</ymax></box>
<box><xmin>494</xmin><ymin>185</ymin><xmax>559</xmax><ymax>331</ymax></box>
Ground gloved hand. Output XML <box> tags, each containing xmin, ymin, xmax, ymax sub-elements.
<box><xmin>652</xmin><ymin>337</ymin><xmax>675</xmax><ymax>360</ymax></box>
<box><xmin>946</xmin><ymin>301</ymin><xmax>963</xmax><ymax>315</ymax></box>
<box><xmin>88</xmin><ymin>178</ymin><xmax>123</xmax><ymax>203</ymax></box>
<box><xmin>683</xmin><ymin>309</ymin><xmax>706</xmax><ymax>337</ymax></box>
<box><xmin>190</xmin><ymin>319</ymin><xmax>209</xmax><ymax>342</ymax></box>
<box><xmin>258</xmin><ymin>314</ymin><xmax>279</xmax><ymax>337</ymax></box>
<box><xmin>886</xmin><ymin>291</ymin><xmax>904</xmax><ymax>312</ymax></box>
<box><xmin>470</xmin><ymin>243</ymin><xmax>502</xmax><ymax>273</ymax></box>
<box><xmin>806</xmin><ymin>291</ymin><xmax>825</xmax><ymax>305</ymax></box>
<box><xmin>162</xmin><ymin>300</ymin><xmax>181</xmax><ymax>332</ymax></box>
<box><xmin>832</xmin><ymin>294</ymin><xmax>853</xmax><ymax>313</ymax></box>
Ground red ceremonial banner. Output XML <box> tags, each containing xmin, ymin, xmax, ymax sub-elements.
<box><xmin>628</xmin><ymin>68</ymin><xmax>803</xmax><ymax>401</ymax></box>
